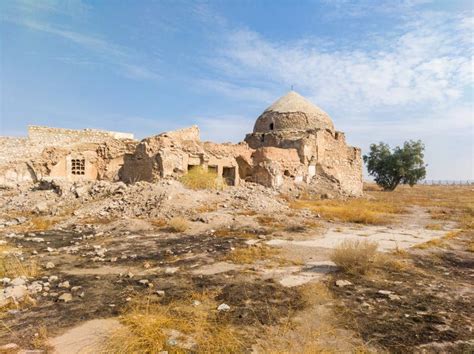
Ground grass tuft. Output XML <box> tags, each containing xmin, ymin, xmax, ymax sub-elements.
<box><xmin>180</xmin><ymin>166</ymin><xmax>224</xmax><ymax>190</ymax></box>
<box><xmin>167</xmin><ymin>217</ymin><xmax>189</xmax><ymax>233</ymax></box>
<box><xmin>0</xmin><ymin>246</ymin><xmax>39</xmax><ymax>279</ymax></box>
<box><xmin>330</xmin><ymin>240</ymin><xmax>378</xmax><ymax>275</ymax></box>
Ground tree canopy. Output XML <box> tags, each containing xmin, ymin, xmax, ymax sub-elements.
<box><xmin>363</xmin><ymin>140</ymin><xmax>427</xmax><ymax>191</ymax></box>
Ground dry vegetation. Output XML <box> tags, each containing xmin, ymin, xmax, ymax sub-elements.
<box><xmin>256</xmin><ymin>215</ymin><xmax>286</xmax><ymax>229</ymax></box>
<box><xmin>330</xmin><ymin>240</ymin><xmax>379</xmax><ymax>275</ymax></box>
<box><xmin>414</xmin><ymin>229</ymin><xmax>463</xmax><ymax>250</ymax></box>
<box><xmin>180</xmin><ymin>166</ymin><xmax>224</xmax><ymax>190</ymax></box>
<box><xmin>224</xmin><ymin>245</ymin><xmax>280</xmax><ymax>264</ymax></box>
<box><xmin>105</xmin><ymin>291</ymin><xmax>242</xmax><ymax>353</ymax></box>
<box><xmin>0</xmin><ymin>245</ymin><xmax>39</xmax><ymax>279</ymax></box>
<box><xmin>290</xmin><ymin>198</ymin><xmax>404</xmax><ymax>225</ymax></box>
<box><xmin>167</xmin><ymin>217</ymin><xmax>190</xmax><ymax>233</ymax></box>
<box><xmin>365</xmin><ymin>184</ymin><xmax>474</xmax><ymax>230</ymax></box>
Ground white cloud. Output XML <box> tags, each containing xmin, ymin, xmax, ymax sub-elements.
<box><xmin>212</xmin><ymin>13</ymin><xmax>473</xmax><ymax>113</ymax></box>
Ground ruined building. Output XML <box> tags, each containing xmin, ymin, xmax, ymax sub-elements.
<box><xmin>0</xmin><ymin>126</ymin><xmax>136</xmax><ymax>184</ymax></box>
<box><xmin>0</xmin><ymin>91</ymin><xmax>363</xmax><ymax>196</ymax></box>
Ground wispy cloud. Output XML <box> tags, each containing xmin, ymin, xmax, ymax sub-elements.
<box><xmin>212</xmin><ymin>12</ymin><xmax>473</xmax><ymax>113</ymax></box>
<box><xmin>3</xmin><ymin>15</ymin><xmax>160</xmax><ymax>83</ymax></box>
<box><xmin>196</xmin><ymin>79</ymin><xmax>275</xmax><ymax>104</ymax></box>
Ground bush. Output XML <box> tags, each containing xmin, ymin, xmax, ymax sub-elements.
<box><xmin>180</xmin><ymin>166</ymin><xmax>224</xmax><ymax>190</ymax></box>
<box><xmin>167</xmin><ymin>217</ymin><xmax>189</xmax><ymax>233</ymax></box>
<box><xmin>330</xmin><ymin>240</ymin><xmax>378</xmax><ymax>275</ymax></box>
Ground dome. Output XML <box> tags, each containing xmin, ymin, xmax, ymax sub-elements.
<box><xmin>253</xmin><ymin>91</ymin><xmax>334</xmax><ymax>133</ymax></box>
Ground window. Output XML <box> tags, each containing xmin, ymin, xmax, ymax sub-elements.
<box><xmin>71</xmin><ymin>159</ymin><xmax>85</xmax><ymax>175</ymax></box>
<box><xmin>269</xmin><ymin>123</ymin><xmax>274</xmax><ymax>130</ymax></box>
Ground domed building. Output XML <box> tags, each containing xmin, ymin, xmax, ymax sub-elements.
<box><xmin>244</xmin><ymin>91</ymin><xmax>363</xmax><ymax>196</ymax></box>
<box><xmin>118</xmin><ymin>90</ymin><xmax>362</xmax><ymax>197</ymax></box>
<box><xmin>252</xmin><ymin>91</ymin><xmax>335</xmax><ymax>134</ymax></box>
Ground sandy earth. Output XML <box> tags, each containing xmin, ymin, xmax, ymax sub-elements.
<box><xmin>1</xmin><ymin>183</ymin><xmax>472</xmax><ymax>352</ymax></box>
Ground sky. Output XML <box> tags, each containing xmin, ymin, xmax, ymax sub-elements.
<box><xmin>0</xmin><ymin>0</ymin><xmax>473</xmax><ymax>180</ymax></box>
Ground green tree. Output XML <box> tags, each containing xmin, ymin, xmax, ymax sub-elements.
<box><xmin>363</xmin><ymin>140</ymin><xmax>427</xmax><ymax>191</ymax></box>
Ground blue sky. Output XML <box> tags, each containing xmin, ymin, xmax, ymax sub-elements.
<box><xmin>1</xmin><ymin>0</ymin><xmax>473</xmax><ymax>180</ymax></box>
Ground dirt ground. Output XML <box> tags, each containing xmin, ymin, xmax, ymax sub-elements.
<box><xmin>0</xmin><ymin>182</ymin><xmax>472</xmax><ymax>353</ymax></box>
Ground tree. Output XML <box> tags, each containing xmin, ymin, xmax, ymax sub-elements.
<box><xmin>363</xmin><ymin>140</ymin><xmax>426</xmax><ymax>191</ymax></box>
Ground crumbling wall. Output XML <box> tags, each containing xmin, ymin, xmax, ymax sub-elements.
<box><xmin>0</xmin><ymin>126</ymin><xmax>136</xmax><ymax>184</ymax></box>
<box><xmin>28</xmin><ymin>125</ymin><xmax>134</xmax><ymax>144</ymax></box>
<box><xmin>314</xmin><ymin>130</ymin><xmax>363</xmax><ymax>196</ymax></box>
<box><xmin>121</xmin><ymin>127</ymin><xmax>253</xmax><ymax>186</ymax></box>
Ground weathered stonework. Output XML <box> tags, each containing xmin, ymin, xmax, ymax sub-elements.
<box><xmin>0</xmin><ymin>91</ymin><xmax>363</xmax><ymax>196</ymax></box>
<box><xmin>0</xmin><ymin>126</ymin><xmax>136</xmax><ymax>184</ymax></box>
<box><xmin>245</xmin><ymin>91</ymin><xmax>363</xmax><ymax>196</ymax></box>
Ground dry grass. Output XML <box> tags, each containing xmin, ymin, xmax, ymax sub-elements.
<box><xmin>414</xmin><ymin>230</ymin><xmax>463</xmax><ymax>250</ymax></box>
<box><xmin>425</xmin><ymin>223</ymin><xmax>443</xmax><ymax>230</ymax></box>
<box><xmin>467</xmin><ymin>242</ymin><xmax>474</xmax><ymax>253</ymax></box>
<box><xmin>0</xmin><ymin>245</ymin><xmax>39</xmax><ymax>279</ymax></box>
<box><xmin>236</xmin><ymin>210</ymin><xmax>258</xmax><ymax>216</ymax></box>
<box><xmin>255</xmin><ymin>282</ymin><xmax>369</xmax><ymax>353</ymax></box>
<box><xmin>31</xmin><ymin>325</ymin><xmax>51</xmax><ymax>350</ymax></box>
<box><xmin>290</xmin><ymin>198</ymin><xmax>403</xmax><ymax>225</ymax></box>
<box><xmin>104</xmin><ymin>291</ymin><xmax>242</xmax><ymax>353</ymax></box>
<box><xmin>167</xmin><ymin>217</ymin><xmax>189</xmax><ymax>233</ymax></box>
<box><xmin>180</xmin><ymin>166</ymin><xmax>224</xmax><ymax>190</ymax></box>
<box><xmin>224</xmin><ymin>245</ymin><xmax>280</xmax><ymax>264</ymax></box>
<box><xmin>330</xmin><ymin>240</ymin><xmax>378</xmax><ymax>275</ymax></box>
<box><xmin>366</xmin><ymin>185</ymin><xmax>474</xmax><ymax>229</ymax></box>
<box><xmin>148</xmin><ymin>218</ymin><xmax>167</xmax><ymax>228</ymax></box>
<box><xmin>213</xmin><ymin>227</ymin><xmax>257</xmax><ymax>239</ymax></box>
<box><xmin>79</xmin><ymin>216</ymin><xmax>115</xmax><ymax>225</ymax></box>
<box><xmin>195</xmin><ymin>203</ymin><xmax>219</xmax><ymax>213</ymax></box>
<box><xmin>256</xmin><ymin>215</ymin><xmax>286</xmax><ymax>229</ymax></box>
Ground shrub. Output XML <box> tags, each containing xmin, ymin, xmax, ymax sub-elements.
<box><xmin>167</xmin><ymin>217</ymin><xmax>189</xmax><ymax>233</ymax></box>
<box><xmin>330</xmin><ymin>240</ymin><xmax>378</xmax><ymax>275</ymax></box>
<box><xmin>180</xmin><ymin>166</ymin><xmax>224</xmax><ymax>190</ymax></box>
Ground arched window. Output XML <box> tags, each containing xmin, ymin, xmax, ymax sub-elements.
<box><xmin>269</xmin><ymin>123</ymin><xmax>274</xmax><ymax>130</ymax></box>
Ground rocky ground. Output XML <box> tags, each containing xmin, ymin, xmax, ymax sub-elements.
<box><xmin>0</xmin><ymin>180</ymin><xmax>472</xmax><ymax>353</ymax></box>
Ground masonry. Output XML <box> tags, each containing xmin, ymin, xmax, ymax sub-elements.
<box><xmin>0</xmin><ymin>126</ymin><xmax>136</xmax><ymax>184</ymax></box>
<box><xmin>0</xmin><ymin>91</ymin><xmax>363</xmax><ymax>196</ymax></box>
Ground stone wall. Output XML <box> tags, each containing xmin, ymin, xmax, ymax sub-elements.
<box><xmin>315</xmin><ymin>130</ymin><xmax>363</xmax><ymax>196</ymax></box>
<box><xmin>28</xmin><ymin>125</ymin><xmax>134</xmax><ymax>145</ymax></box>
<box><xmin>0</xmin><ymin>126</ymin><xmax>136</xmax><ymax>184</ymax></box>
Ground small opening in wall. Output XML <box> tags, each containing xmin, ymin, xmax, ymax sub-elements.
<box><xmin>260</xmin><ymin>134</ymin><xmax>265</xmax><ymax>142</ymax></box>
<box><xmin>284</xmin><ymin>170</ymin><xmax>291</xmax><ymax>177</ymax></box>
<box><xmin>71</xmin><ymin>159</ymin><xmax>85</xmax><ymax>175</ymax></box>
<box><xmin>269</xmin><ymin>123</ymin><xmax>274</xmax><ymax>130</ymax></box>
<box><xmin>208</xmin><ymin>165</ymin><xmax>218</xmax><ymax>174</ymax></box>
<box><xmin>187</xmin><ymin>164</ymin><xmax>199</xmax><ymax>172</ymax></box>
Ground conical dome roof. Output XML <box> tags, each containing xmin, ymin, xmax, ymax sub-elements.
<box><xmin>253</xmin><ymin>91</ymin><xmax>334</xmax><ymax>133</ymax></box>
